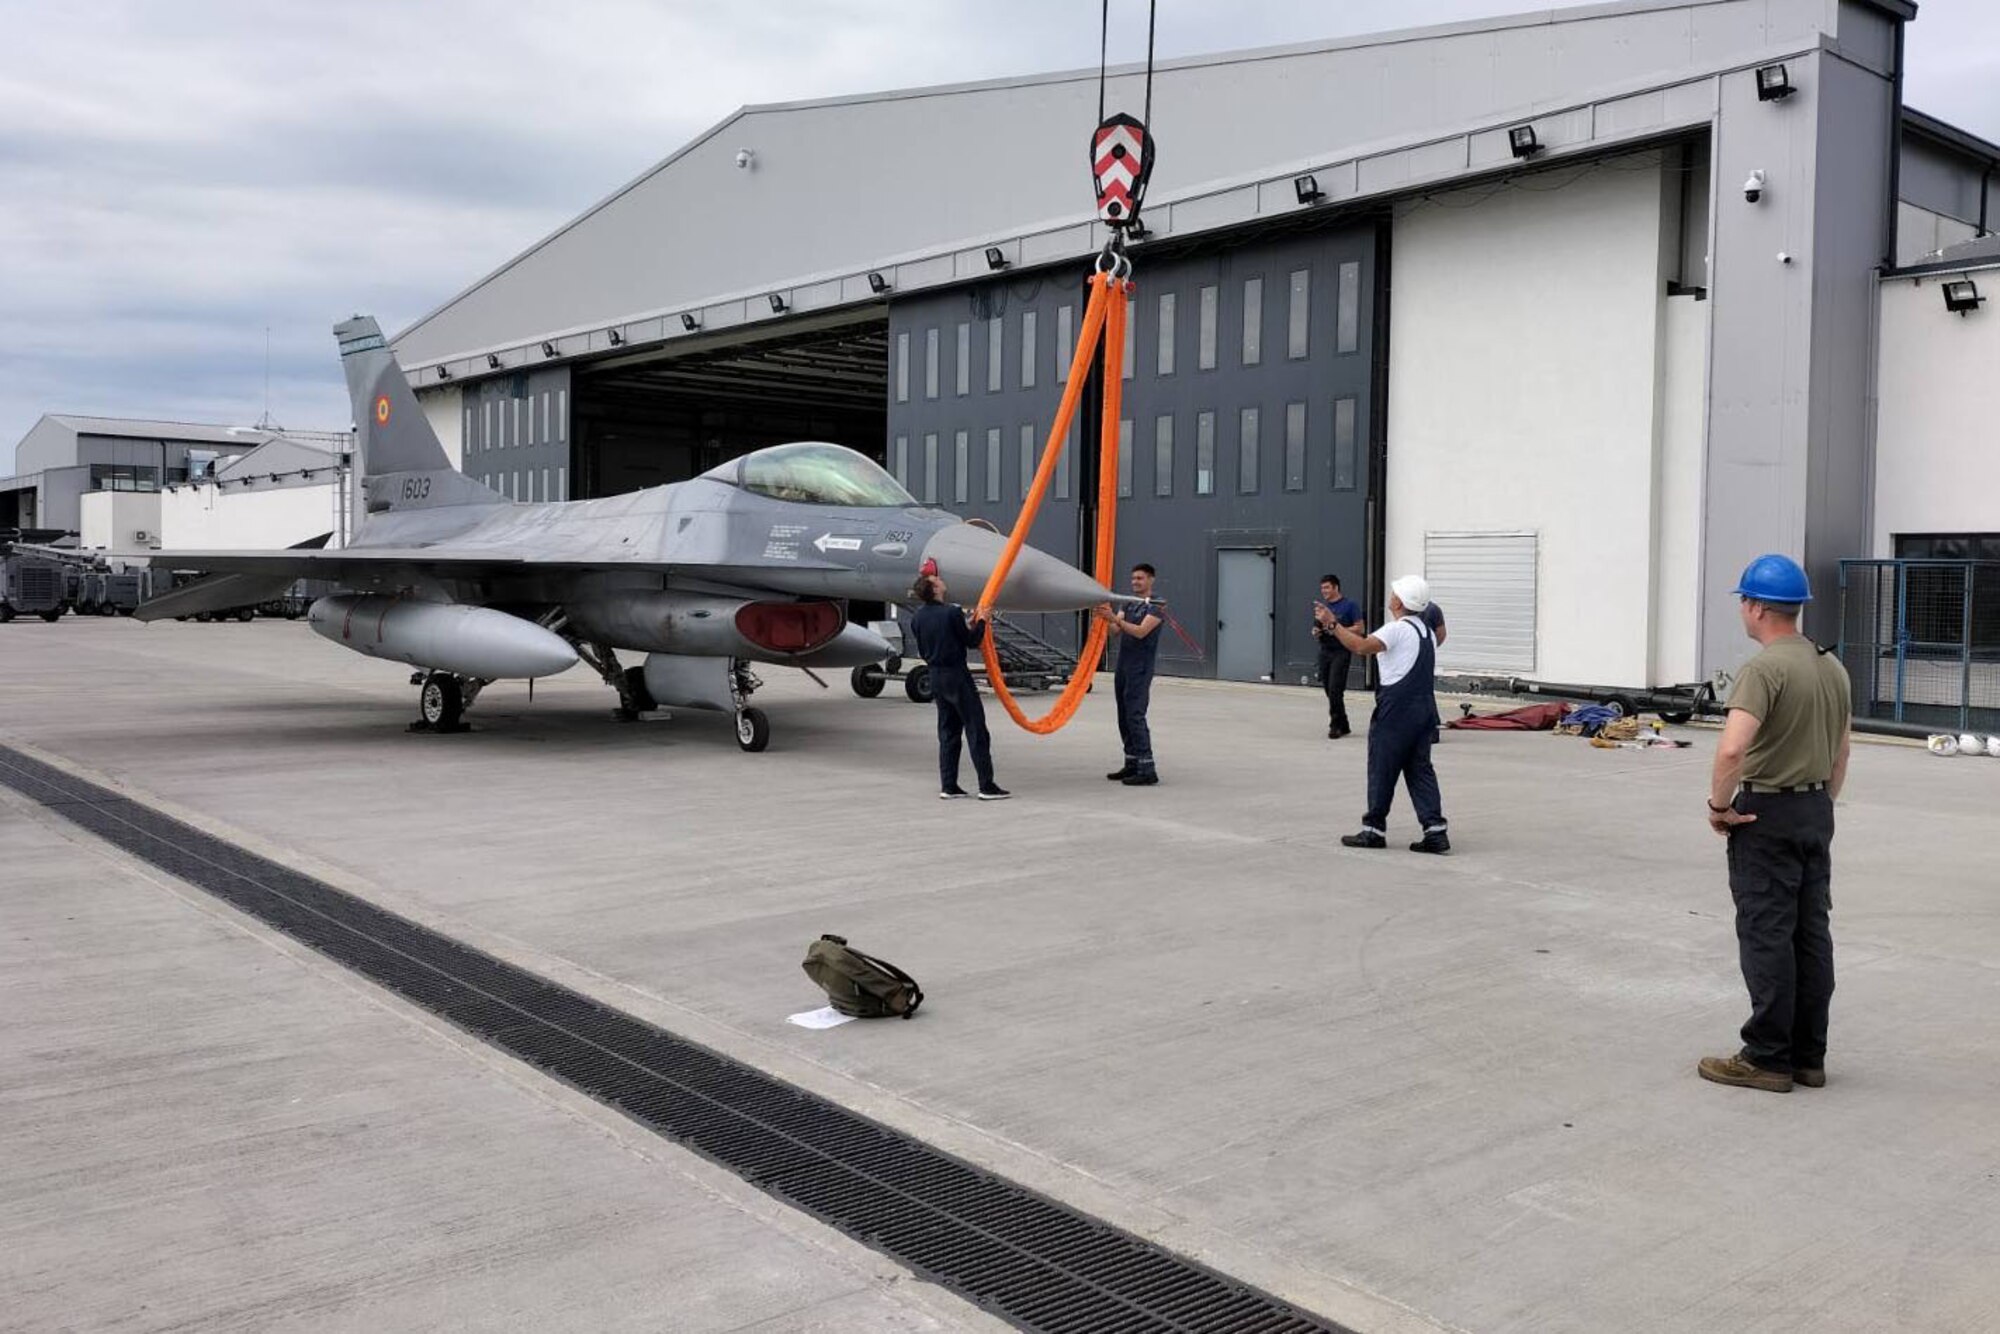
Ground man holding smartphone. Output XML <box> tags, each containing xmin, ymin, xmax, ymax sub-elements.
<box><xmin>1311</xmin><ymin>574</ymin><xmax>1362</xmax><ymax>739</ymax></box>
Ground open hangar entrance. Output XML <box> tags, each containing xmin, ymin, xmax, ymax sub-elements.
<box><xmin>569</xmin><ymin>313</ymin><xmax>888</xmax><ymax>500</ymax></box>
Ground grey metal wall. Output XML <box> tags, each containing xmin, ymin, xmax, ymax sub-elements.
<box><xmin>886</xmin><ymin>224</ymin><xmax>1379</xmax><ymax>680</ymax></box>
<box><xmin>459</xmin><ymin>366</ymin><xmax>573</xmax><ymax>502</ymax></box>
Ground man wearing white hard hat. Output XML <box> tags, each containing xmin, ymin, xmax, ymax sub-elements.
<box><xmin>1323</xmin><ymin>574</ymin><xmax>1450</xmax><ymax>854</ymax></box>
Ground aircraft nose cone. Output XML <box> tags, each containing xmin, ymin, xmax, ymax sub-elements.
<box><xmin>920</xmin><ymin>524</ymin><xmax>1115</xmax><ymax>612</ymax></box>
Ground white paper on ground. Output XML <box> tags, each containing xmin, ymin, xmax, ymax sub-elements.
<box><xmin>787</xmin><ymin>1005</ymin><xmax>856</xmax><ymax>1030</ymax></box>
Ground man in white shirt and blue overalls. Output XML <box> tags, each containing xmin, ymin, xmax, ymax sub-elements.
<box><xmin>1323</xmin><ymin>574</ymin><xmax>1450</xmax><ymax>854</ymax></box>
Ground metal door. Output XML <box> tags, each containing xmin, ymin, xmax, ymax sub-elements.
<box><xmin>1215</xmin><ymin>547</ymin><xmax>1275</xmax><ymax>681</ymax></box>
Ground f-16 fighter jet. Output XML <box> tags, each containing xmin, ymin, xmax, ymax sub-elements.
<box><xmin>106</xmin><ymin>316</ymin><xmax>1116</xmax><ymax>750</ymax></box>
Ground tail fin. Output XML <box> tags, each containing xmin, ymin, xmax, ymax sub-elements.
<box><xmin>336</xmin><ymin>315</ymin><xmax>454</xmax><ymax>477</ymax></box>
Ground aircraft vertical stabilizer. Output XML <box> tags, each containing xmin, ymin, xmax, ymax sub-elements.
<box><xmin>336</xmin><ymin>315</ymin><xmax>455</xmax><ymax>478</ymax></box>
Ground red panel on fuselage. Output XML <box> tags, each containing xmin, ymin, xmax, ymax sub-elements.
<box><xmin>735</xmin><ymin>601</ymin><xmax>844</xmax><ymax>654</ymax></box>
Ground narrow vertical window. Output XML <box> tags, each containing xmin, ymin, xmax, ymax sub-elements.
<box><xmin>923</xmin><ymin>433</ymin><xmax>938</xmax><ymax>503</ymax></box>
<box><xmin>955</xmin><ymin>323</ymin><xmax>970</xmax><ymax>396</ymax></box>
<box><xmin>986</xmin><ymin>427</ymin><xmax>1001</xmax><ymax>501</ymax></box>
<box><xmin>464</xmin><ymin>408</ymin><xmax>474</xmax><ymax>453</ymax></box>
<box><xmin>484</xmin><ymin>399</ymin><xmax>493</xmax><ymax>448</ymax></box>
<box><xmin>541</xmin><ymin>390</ymin><xmax>551</xmax><ymax>442</ymax></box>
<box><xmin>924</xmin><ymin>327</ymin><xmax>940</xmax><ymax>399</ymax></box>
<box><xmin>1021</xmin><ymin>311</ymin><xmax>1038</xmax><ymax>389</ymax></box>
<box><xmin>557</xmin><ymin>466</ymin><xmax>567</xmax><ymax>500</ymax></box>
<box><xmin>954</xmin><ymin>430</ymin><xmax>969</xmax><ymax>504</ymax></box>
<box><xmin>893</xmin><ymin>434</ymin><xmax>908</xmax><ymax>487</ymax></box>
<box><xmin>1153</xmin><ymin>415</ymin><xmax>1174</xmax><ymax>496</ymax></box>
<box><xmin>1117</xmin><ymin>419</ymin><xmax>1134</xmax><ymax>497</ymax></box>
<box><xmin>1020</xmin><ymin>424</ymin><xmax>1035</xmax><ymax>497</ymax></box>
<box><xmin>1196</xmin><ymin>412</ymin><xmax>1215</xmax><ymax>494</ymax></box>
<box><xmin>1333</xmin><ymin>397</ymin><xmax>1358</xmax><ymax>490</ymax></box>
<box><xmin>896</xmin><ymin>332</ymin><xmax>910</xmax><ymax>402</ymax></box>
<box><xmin>514</xmin><ymin>397</ymin><xmax>522</xmax><ymax>446</ymax></box>
<box><xmin>1336</xmin><ymin>260</ymin><xmax>1361</xmax><ymax>354</ymax></box>
<box><xmin>1055</xmin><ymin>420</ymin><xmax>1071</xmax><ymax>500</ymax></box>
<box><xmin>1057</xmin><ymin>304</ymin><xmax>1074</xmax><ymax>375</ymax></box>
<box><xmin>1198</xmin><ymin>285</ymin><xmax>1218</xmax><ymax>370</ymax></box>
<box><xmin>542</xmin><ymin>467</ymin><xmax>552</xmax><ymax>502</ymax></box>
<box><xmin>1288</xmin><ymin>269</ymin><xmax>1311</xmax><ymax>360</ymax></box>
<box><xmin>1157</xmin><ymin>292</ymin><xmax>1177</xmax><ymax>376</ymax></box>
<box><xmin>557</xmin><ymin>388</ymin><xmax>567</xmax><ymax>443</ymax></box>
<box><xmin>987</xmin><ymin>317</ymin><xmax>1003</xmax><ymax>391</ymax></box>
<box><xmin>1284</xmin><ymin>401</ymin><xmax>1307</xmax><ymax>491</ymax></box>
<box><xmin>1241</xmin><ymin>277</ymin><xmax>1263</xmax><ymax>366</ymax></box>
<box><xmin>1122</xmin><ymin>302</ymin><xmax>1136</xmax><ymax>379</ymax></box>
<box><xmin>1238</xmin><ymin>406</ymin><xmax>1260</xmax><ymax>493</ymax></box>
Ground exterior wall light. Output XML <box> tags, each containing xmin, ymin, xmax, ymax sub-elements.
<box><xmin>1294</xmin><ymin>174</ymin><xmax>1324</xmax><ymax>205</ymax></box>
<box><xmin>541</xmin><ymin>341</ymin><xmax>557</xmax><ymax>357</ymax></box>
<box><xmin>607</xmin><ymin>329</ymin><xmax>625</xmax><ymax>345</ymax></box>
<box><xmin>767</xmin><ymin>293</ymin><xmax>787</xmax><ymax>314</ymax></box>
<box><xmin>985</xmin><ymin>246</ymin><xmax>1009</xmax><ymax>271</ymax></box>
<box><xmin>1509</xmin><ymin>125</ymin><xmax>1542</xmax><ymax>159</ymax></box>
<box><xmin>680</xmin><ymin>313</ymin><xmax>700</xmax><ymax>332</ymax></box>
<box><xmin>1943</xmin><ymin>279</ymin><xmax>1984</xmax><ymax>315</ymax></box>
<box><xmin>1756</xmin><ymin>64</ymin><xmax>1794</xmax><ymax>102</ymax></box>
<box><xmin>486</xmin><ymin>354</ymin><xmax>502</xmax><ymax>369</ymax></box>
<box><xmin>436</xmin><ymin>366</ymin><xmax>452</xmax><ymax>381</ymax></box>
<box><xmin>867</xmin><ymin>271</ymin><xmax>890</xmax><ymax>294</ymax></box>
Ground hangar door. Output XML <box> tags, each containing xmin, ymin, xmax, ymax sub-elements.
<box><xmin>886</xmin><ymin>221</ymin><xmax>1383</xmax><ymax>677</ymax></box>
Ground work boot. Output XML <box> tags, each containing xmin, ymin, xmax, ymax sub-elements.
<box><xmin>1106</xmin><ymin>765</ymin><xmax>1135</xmax><ymax>781</ymax></box>
<box><xmin>1795</xmin><ymin>1067</ymin><xmax>1827</xmax><ymax>1088</ymax></box>
<box><xmin>977</xmin><ymin>785</ymin><xmax>1012</xmax><ymax>801</ymax></box>
<box><xmin>1122</xmin><ymin>771</ymin><xmax>1159</xmax><ymax>787</ymax></box>
<box><xmin>1697</xmin><ymin>1051</ymin><xmax>1793</xmax><ymax>1093</ymax></box>
<box><xmin>1341</xmin><ymin>829</ymin><xmax>1387</xmax><ymax>849</ymax></box>
<box><xmin>1410</xmin><ymin>829</ymin><xmax>1451</xmax><ymax>855</ymax></box>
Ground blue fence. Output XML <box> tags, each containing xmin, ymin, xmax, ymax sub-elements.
<box><xmin>1838</xmin><ymin>559</ymin><xmax>2000</xmax><ymax>731</ymax></box>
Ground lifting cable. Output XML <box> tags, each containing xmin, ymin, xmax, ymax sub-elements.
<box><xmin>973</xmin><ymin>0</ymin><xmax>1156</xmax><ymax>734</ymax></box>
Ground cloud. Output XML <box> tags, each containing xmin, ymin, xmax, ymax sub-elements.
<box><xmin>3</xmin><ymin>0</ymin><xmax>1996</xmax><ymax>462</ymax></box>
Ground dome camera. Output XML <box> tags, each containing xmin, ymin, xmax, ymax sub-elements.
<box><xmin>1743</xmin><ymin>169</ymin><xmax>1766</xmax><ymax>204</ymax></box>
<box><xmin>735</xmin><ymin>148</ymin><xmax>755</xmax><ymax>170</ymax></box>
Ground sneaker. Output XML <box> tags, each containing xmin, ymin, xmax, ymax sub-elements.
<box><xmin>1122</xmin><ymin>771</ymin><xmax>1159</xmax><ymax>786</ymax></box>
<box><xmin>977</xmin><ymin>785</ymin><xmax>1011</xmax><ymax>801</ymax></box>
<box><xmin>1410</xmin><ymin>830</ymin><xmax>1451</xmax><ymax>855</ymax></box>
<box><xmin>939</xmin><ymin>787</ymin><xmax>970</xmax><ymax>800</ymax></box>
<box><xmin>1697</xmin><ymin>1051</ymin><xmax>1793</xmax><ymax>1093</ymax></box>
<box><xmin>1340</xmin><ymin>829</ymin><xmax>1387</xmax><ymax>849</ymax></box>
<box><xmin>1106</xmin><ymin>766</ymin><xmax>1135</xmax><ymax>781</ymax></box>
<box><xmin>1795</xmin><ymin>1067</ymin><xmax>1827</xmax><ymax>1088</ymax></box>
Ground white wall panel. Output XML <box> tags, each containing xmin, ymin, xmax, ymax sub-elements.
<box><xmin>1387</xmin><ymin>163</ymin><xmax>1667</xmax><ymax>686</ymax></box>
<box><xmin>1873</xmin><ymin>272</ymin><xmax>2000</xmax><ymax>551</ymax></box>
<box><xmin>161</xmin><ymin>484</ymin><xmax>343</xmax><ymax>551</ymax></box>
<box><xmin>1652</xmin><ymin>295</ymin><xmax>1710</xmax><ymax>684</ymax></box>
<box><xmin>78</xmin><ymin>491</ymin><xmax>161</xmax><ymax>550</ymax></box>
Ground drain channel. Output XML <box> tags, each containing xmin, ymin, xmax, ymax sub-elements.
<box><xmin>0</xmin><ymin>744</ymin><xmax>1346</xmax><ymax>1334</ymax></box>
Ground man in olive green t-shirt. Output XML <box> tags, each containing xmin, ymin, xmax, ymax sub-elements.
<box><xmin>1699</xmin><ymin>555</ymin><xmax>1852</xmax><ymax>1094</ymax></box>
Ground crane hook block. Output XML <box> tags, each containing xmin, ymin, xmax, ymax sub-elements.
<box><xmin>1091</xmin><ymin>113</ymin><xmax>1156</xmax><ymax>229</ymax></box>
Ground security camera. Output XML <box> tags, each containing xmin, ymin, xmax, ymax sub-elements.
<box><xmin>734</xmin><ymin>148</ymin><xmax>754</xmax><ymax>170</ymax></box>
<box><xmin>1743</xmin><ymin>169</ymin><xmax>1766</xmax><ymax>204</ymax></box>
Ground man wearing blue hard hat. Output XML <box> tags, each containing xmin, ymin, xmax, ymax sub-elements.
<box><xmin>1699</xmin><ymin>553</ymin><xmax>1852</xmax><ymax>1094</ymax></box>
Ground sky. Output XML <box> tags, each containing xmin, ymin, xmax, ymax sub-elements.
<box><xmin>3</xmin><ymin>0</ymin><xmax>1998</xmax><ymax>459</ymax></box>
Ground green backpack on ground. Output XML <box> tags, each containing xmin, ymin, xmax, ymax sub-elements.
<box><xmin>801</xmin><ymin>934</ymin><xmax>924</xmax><ymax>1019</ymax></box>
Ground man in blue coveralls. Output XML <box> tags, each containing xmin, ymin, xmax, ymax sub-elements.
<box><xmin>1329</xmin><ymin>574</ymin><xmax>1450</xmax><ymax>853</ymax></box>
<box><xmin>1095</xmin><ymin>562</ymin><xmax>1165</xmax><ymax>787</ymax></box>
<box><xmin>908</xmin><ymin>568</ymin><xmax>1009</xmax><ymax>801</ymax></box>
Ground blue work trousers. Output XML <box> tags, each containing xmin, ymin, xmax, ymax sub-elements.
<box><xmin>1116</xmin><ymin>667</ymin><xmax>1156</xmax><ymax>774</ymax></box>
<box><xmin>1362</xmin><ymin>699</ymin><xmax>1445</xmax><ymax>833</ymax></box>
<box><xmin>933</xmin><ymin>669</ymin><xmax>995</xmax><ymax>791</ymax></box>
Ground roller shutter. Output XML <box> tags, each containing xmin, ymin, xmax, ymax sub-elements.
<box><xmin>1423</xmin><ymin>531</ymin><xmax>1537</xmax><ymax>673</ymax></box>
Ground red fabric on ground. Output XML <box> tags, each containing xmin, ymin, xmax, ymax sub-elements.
<box><xmin>1447</xmin><ymin>702</ymin><xmax>1572</xmax><ymax>731</ymax></box>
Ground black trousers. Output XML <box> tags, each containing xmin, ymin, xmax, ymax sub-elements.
<box><xmin>1727</xmin><ymin>790</ymin><xmax>1836</xmax><ymax>1071</ymax></box>
<box><xmin>1362</xmin><ymin>700</ymin><xmax>1444</xmax><ymax>832</ymax></box>
<box><xmin>1115</xmin><ymin>666</ymin><xmax>1155</xmax><ymax>773</ymax></box>
<box><xmin>1319</xmin><ymin>649</ymin><xmax>1352</xmax><ymax>733</ymax></box>
<box><xmin>932</xmin><ymin>669</ymin><xmax>994</xmax><ymax>791</ymax></box>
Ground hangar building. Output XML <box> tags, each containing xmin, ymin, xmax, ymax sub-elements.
<box><xmin>383</xmin><ymin>0</ymin><xmax>1993</xmax><ymax>690</ymax></box>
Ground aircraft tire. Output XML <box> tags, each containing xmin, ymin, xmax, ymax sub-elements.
<box><xmin>42</xmin><ymin>609</ymin><xmax>64</xmax><ymax>623</ymax></box>
<box><xmin>420</xmin><ymin>673</ymin><xmax>464</xmax><ymax>731</ymax></box>
<box><xmin>851</xmin><ymin>664</ymin><xmax>886</xmax><ymax>698</ymax></box>
<box><xmin>735</xmin><ymin>706</ymin><xmax>770</xmax><ymax>753</ymax></box>
<box><xmin>903</xmin><ymin>664</ymin><xmax>933</xmax><ymax>704</ymax></box>
<box><xmin>0</xmin><ymin>605</ymin><xmax>14</xmax><ymax>623</ymax></box>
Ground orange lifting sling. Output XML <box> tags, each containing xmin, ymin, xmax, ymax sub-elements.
<box><xmin>972</xmin><ymin>265</ymin><xmax>1133</xmax><ymax>734</ymax></box>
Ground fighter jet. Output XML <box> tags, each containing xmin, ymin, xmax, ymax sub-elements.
<box><xmin>100</xmin><ymin>316</ymin><xmax>1115</xmax><ymax>750</ymax></box>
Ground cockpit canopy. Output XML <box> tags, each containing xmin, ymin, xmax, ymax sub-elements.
<box><xmin>706</xmin><ymin>442</ymin><xmax>917</xmax><ymax>508</ymax></box>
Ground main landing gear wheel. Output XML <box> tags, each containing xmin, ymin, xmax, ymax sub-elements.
<box><xmin>851</xmin><ymin>663</ymin><xmax>887</xmax><ymax>698</ymax></box>
<box><xmin>735</xmin><ymin>707</ymin><xmax>770</xmax><ymax>752</ymax></box>
<box><xmin>904</xmin><ymin>664</ymin><xmax>933</xmax><ymax>704</ymax></box>
<box><xmin>419</xmin><ymin>672</ymin><xmax>465</xmax><ymax>732</ymax></box>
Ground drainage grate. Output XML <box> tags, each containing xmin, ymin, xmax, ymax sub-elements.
<box><xmin>0</xmin><ymin>744</ymin><xmax>1347</xmax><ymax>1334</ymax></box>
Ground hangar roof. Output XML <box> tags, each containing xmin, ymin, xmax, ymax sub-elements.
<box><xmin>393</xmin><ymin>0</ymin><xmax>1934</xmax><ymax>377</ymax></box>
